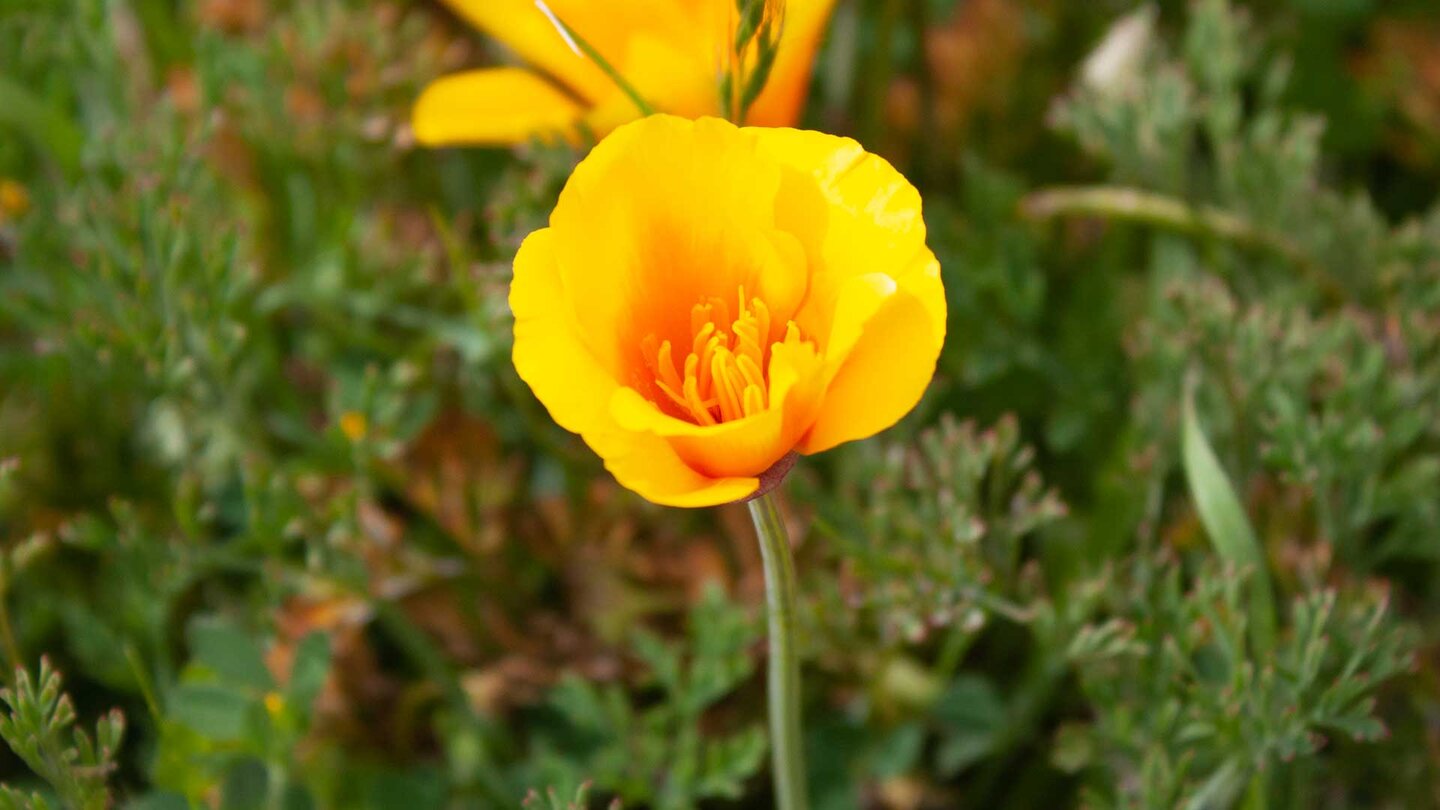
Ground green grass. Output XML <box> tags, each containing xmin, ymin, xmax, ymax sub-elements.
<box><xmin>2</xmin><ymin>0</ymin><xmax>1439</xmax><ymax>806</ymax></box>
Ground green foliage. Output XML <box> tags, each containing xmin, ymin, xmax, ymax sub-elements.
<box><xmin>808</xmin><ymin>413</ymin><xmax>1065</xmax><ymax>650</ymax></box>
<box><xmin>722</xmin><ymin>0</ymin><xmax>785</xmax><ymax>123</ymax></box>
<box><xmin>523</xmin><ymin>781</ymin><xmax>621</xmax><ymax>810</ymax></box>
<box><xmin>149</xmin><ymin>616</ymin><xmax>333</xmax><ymax>806</ymax></box>
<box><xmin>527</xmin><ymin>586</ymin><xmax>765</xmax><ymax>810</ymax></box>
<box><xmin>1</xmin><ymin>0</ymin><xmax>1438</xmax><ymax>806</ymax></box>
<box><xmin>799</xmin><ymin>414</ymin><xmax>1082</xmax><ymax>805</ymax></box>
<box><xmin>0</xmin><ymin>660</ymin><xmax>123</xmax><ymax>810</ymax></box>
<box><xmin>1066</xmin><ymin>564</ymin><xmax>1412</xmax><ymax>808</ymax></box>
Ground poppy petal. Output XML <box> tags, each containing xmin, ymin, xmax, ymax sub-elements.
<box><xmin>750</xmin><ymin>127</ymin><xmax>944</xmax><ymax>345</ymax></box>
<box><xmin>548</xmin><ymin>117</ymin><xmax>796</xmax><ymax>370</ymax></box>
<box><xmin>437</xmin><ymin>0</ymin><xmax>613</xmax><ymax>102</ymax></box>
<box><xmin>603</xmin><ymin>429</ymin><xmax>760</xmax><ymax>507</ymax></box>
<box><xmin>747</xmin><ymin>0</ymin><xmax>841</xmax><ymax>126</ymax></box>
<box><xmin>412</xmin><ymin>68</ymin><xmax>583</xmax><ymax>146</ymax></box>
<box><xmin>800</xmin><ymin>275</ymin><xmax>943</xmax><ymax>454</ymax></box>
<box><xmin>513</xmin><ymin>215</ymin><xmax>765</xmax><ymax>508</ymax></box>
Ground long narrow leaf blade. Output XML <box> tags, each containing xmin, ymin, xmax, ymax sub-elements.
<box><xmin>1181</xmin><ymin>379</ymin><xmax>1277</xmax><ymax>652</ymax></box>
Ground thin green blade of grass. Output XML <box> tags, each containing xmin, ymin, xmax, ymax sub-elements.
<box><xmin>1181</xmin><ymin>376</ymin><xmax>1277</xmax><ymax>654</ymax></box>
<box><xmin>533</xmin><ymin>0</ymin><xmax>655</xmax><ymax>117</ymax></box>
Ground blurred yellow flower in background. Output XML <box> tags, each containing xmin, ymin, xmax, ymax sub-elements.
<box><xmin>510</xmin><ymin>115</ymin><xmax>946</xmax><ymax>506</ymax></box>
<box><xmin>339</xmin><ymin>411</ymin><xmax>369</xmax><ymax>443</ymax></box>
<box><xmin>412</xmin><ymin>0</ymin><xmax>837</xmax><ymax>146</ymax></box>
<box><xmin>0</xmin><ymin>179</ymin><xmax>29</xmax><ymax>222</ymax></box>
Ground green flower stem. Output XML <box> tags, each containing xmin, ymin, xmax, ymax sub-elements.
<box><xmin>1020</xmin><ymin>184</ymin><xmax>1346</xmax><ymax>305</ymax></box>
<box><xmin>534</xmin><ymin>1</ymin><xmax>655</xmax><ymax>117</ymax></box>
<box><xmin>747</xmin><ymin>492</ymin><xmax>808</xmax><ymax>810</ymax></box>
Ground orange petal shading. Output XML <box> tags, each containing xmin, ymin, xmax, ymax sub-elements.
<box><xmin>510</xmin><ymin>116</ymin><xmax>946</xmax><ymax>507</ymax></box>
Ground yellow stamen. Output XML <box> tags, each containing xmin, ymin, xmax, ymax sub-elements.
<box><xmin>742</xmin><ymin>384</ymin><xmax>765</xmax><ymax>417</ymax></box>
<box><xmin>641</xmin><ymin>287</ymin><xmax>810</xmax><ymax>425</ymax></box>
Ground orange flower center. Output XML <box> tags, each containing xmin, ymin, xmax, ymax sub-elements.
<box><xmin>641</xmin><ymin>286</ymin><xmax>804</xmax><ymax>426</ymax></box>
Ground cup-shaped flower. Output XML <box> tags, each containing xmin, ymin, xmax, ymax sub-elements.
<box><xmin>413</xmin><ymin>0</ymin><xmax>837</xmax><ymax>146</ymax></box>
<box><xmin>511</xmin><ymin>115</ymin><xmax>946</xmax><ymax>507</ymax></box>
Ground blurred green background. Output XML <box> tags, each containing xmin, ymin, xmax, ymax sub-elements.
<box><xmin>2</xmin><ymin>0</ymin><xmax>1440</xmax><ymax>807</ymax></box>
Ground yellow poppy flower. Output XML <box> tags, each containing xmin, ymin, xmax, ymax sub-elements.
<box><xmin>413</xmin><ymin>0</ymin><xmax>838</xmax><ymax>146</ymax></box>
<box><xmin>511</xmin><ymin>115</ymin><xmax>946</xmax><ymax>506</ymax></box>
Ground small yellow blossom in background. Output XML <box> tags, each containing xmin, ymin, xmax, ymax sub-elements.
<box><xmin>264</xmin><ymin>691</ymin><xmax>285</xmax><ymax>717</ymax></box>
<box><xmin>412</xmin><ymin>0</ymin><xmax>838</xmax><ymax>146</ymax></box>
<box><xmin>0</xmin><ymin>179</ymin><xmax>29</xmax><ymax>222</ymax></box>
<box><xmin>339</xmin><ymin>411</ymin><xmax>368</xmax><ymax>442</ymax></box>
<box><xmin>510</xmin><ymin>115</ymin><xmax>946</xmax><ymax>507</ymax></box>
